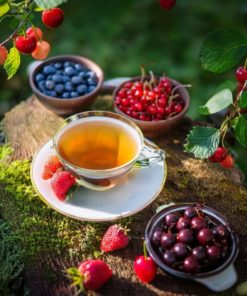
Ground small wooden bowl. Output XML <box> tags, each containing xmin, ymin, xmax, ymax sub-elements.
<box><xmin>29</xmin><ymin>55</ymin><xmax>104</xmax><ymax>115</ymax></box>
<box><xmin>113</xmin><ymin>76</ymin><xmax>190</xmax><ymax>138</ymax></box>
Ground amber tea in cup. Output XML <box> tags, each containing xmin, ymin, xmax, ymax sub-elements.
<box><xmin>57</xmin><ymin>117</ymin><xmax>141</xmax><ymax>170</ymax></box>
<box><xmin>53</xmin><ymin>111</ymin><xmax>165</xmax><ymax>191</ymax></box>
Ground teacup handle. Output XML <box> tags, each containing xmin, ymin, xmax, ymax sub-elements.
<box><xmin>134</xmin><ymin>145</ymin><xmax>165</xmax><ymax>168</ymax></box>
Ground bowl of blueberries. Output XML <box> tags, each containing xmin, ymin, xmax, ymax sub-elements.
<box><xmin>145</xmin><ymin>203</ymin><xmax>239</xmax><ymax>292</ymax></box>
<box><xmin>30</xmin><ymin>55</ymin><xmax>104</xmax><ymax>115</ymax></box>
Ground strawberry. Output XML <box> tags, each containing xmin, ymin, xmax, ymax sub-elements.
<box><xmin>67</xmin><ymin>259</ymin><xmax>112</xmax><ymax>292</ymax></box>
<box><xmin>51</xmin><ymin>170</ymin><xmax>76</xmax><ymax>201</ymax></box>
<box><xmin>42</xmin><ymin>155</ymin><xmax>63</xmax><ymax>179</ymax></box>
<box><xmin>100</xmin><ymin>224</ymin><xmax>129</xmax><ymax>252</ymax></box>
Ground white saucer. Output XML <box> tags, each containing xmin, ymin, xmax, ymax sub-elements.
<box><xmin>31</xmin><ymin>139</ymin><xmax>167</xmax><ymax>222</ymax></box>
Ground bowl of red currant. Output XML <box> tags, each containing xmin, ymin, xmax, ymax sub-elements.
<box><xmin>145</xmin><ymin>203</ymin><xmax>239</xmax><ymax>292</ymax></box>
<box><xmin>113</xmin><ymin>74</ymin><xmax>190</xmax><ymax>138</ymax></box>
<box><xmin>30</xmin><ymin>55</ymin><xmax>104</xmax><ymax>115</ymax></box>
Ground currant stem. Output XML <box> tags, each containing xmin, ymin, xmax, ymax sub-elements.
<box><xmin>171</xmin><ymin>84</ymin><xmax>192</xmax><ymax>97</ymax></box>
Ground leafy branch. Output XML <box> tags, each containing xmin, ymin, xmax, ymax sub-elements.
<box><xmin>185</xmin><ymin>29</ymin><xmax>247</xmax><ymax>167</ymax></box>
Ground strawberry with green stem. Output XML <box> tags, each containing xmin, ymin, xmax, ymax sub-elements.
<box><xmin>67</xmin><ymin>259</ymin><xmax>112</xmax><ymax>293</ymax></box>
<box><xmin>100</xmin><ymin>224</ymin><xmax>129</xmax><ymax>252</ymax></box>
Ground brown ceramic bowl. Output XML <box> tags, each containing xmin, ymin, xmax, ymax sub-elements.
<box><xmin>29</xmin><ymin>55</ymin><xmax>104</xmax><ymax>115</ymax></box>
<box><xmin>113</xmin><ymin>76</ymin><xmax>190</xmax><ymax>138</ymax></box>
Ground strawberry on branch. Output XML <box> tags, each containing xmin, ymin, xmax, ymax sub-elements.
<box><xmin>0</xmin><ymin>0</ymin><xmax>67</xmax><ymax>79</ymax></box>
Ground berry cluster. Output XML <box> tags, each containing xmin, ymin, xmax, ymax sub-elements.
<box><xmin>209</xmin><ymin>147</ymin><xmax>234</xmax><ymax>169</ymax></box>
<box><xmin>159</xmin><ymin>0</ymin><xmax>176</xmax><ymax>10</ymax></box>
<box><xmin>0</xmin><ymin>7</ymin><xmax>64</xmax><ymax>65</ymax></box>
<box><xmin>35</xmin><ymin>60</ymin><xmax>98</xmax><ymax>99</ymax></box>
<box><xmin>115</xmin><ymin>76</ymin><xmax>185</xmax><ymax>122</ymax></box>
<box><xmin>151</xmin><ymin>205</ymin><xmax>230</xmax><ymax>273</ymax></box>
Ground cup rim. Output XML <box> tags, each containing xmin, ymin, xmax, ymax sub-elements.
<box><xmin>53</xmin><ymin>110</ymin><xmax>144</xmax><ymax>173</ymax></box>
<box><xmin>145</xmin><ymin>203</ymin><xmax>239</xmax><ymax>280</ymax></box>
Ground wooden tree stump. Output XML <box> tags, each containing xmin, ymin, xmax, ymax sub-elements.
<box><xmin>2</xmin><ymin>96</ymin><xmax>247</xmax><ymax>296</ymax></box>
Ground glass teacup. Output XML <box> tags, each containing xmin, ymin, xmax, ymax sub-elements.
<box><xmin>53</xmin><ymin>111</ymin><xmax>165</xmax><ymax>190</ymax></box>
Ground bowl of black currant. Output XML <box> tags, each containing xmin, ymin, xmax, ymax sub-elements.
<box><xmin>30</xmin><ymin>55</ymin><xmax>104</xmax><ymax>115</ymax></box>
<box><xmin>145</xmin><ymin>203</ymin><xmax>239</xmax><ymax>292</ymax></box>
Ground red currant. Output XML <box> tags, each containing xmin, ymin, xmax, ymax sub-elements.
<box><xmin>174</xmin><ymin>103</ymin><xmax>183</xmax><ymax>113</ymax></box>
<box><xmin>134</xmin><ymin>102</ymin><xmax>143</xmax><ymax>112</ymax></box>
<box><xmin>42</xmin><ymin>8</ymin><xmax>64</xmax><ymax>29</ymax></box>
<box><xmin>32</xmin><ymin>40</ymin><xmax>50</xmax><ymax>60</ymax></box>
<box><xmin>15</xmin><ymin>35</ymin><xmax>37</xmax><ymax>54</ymax></box>
<box><xmin>26</xmin><ymin>27</ymin><xmax>43</xmax><ymax>41</ymax></box>
<box><xmin>0</xmin><ymin>45</ymin><xmax>8</xmax><ymax>65</ymax></box>
<box><xmin>159</xmin><ymin>0</ymin><xmax>176</xmax><ymax>10</ymax></box>
<box><xmin>209</xmin><ymin>147</ymin><xmax>227</xmax><ymax>163</ymax></box>
<box><xmin>236</xmin><ymin>66</ymin><xmax>247</xmax><ymax>84</ymax></box>
<box><xmin>220</xmin><ymin>154</ymin><xmax>234</xmax><ymax>169</ymax></box>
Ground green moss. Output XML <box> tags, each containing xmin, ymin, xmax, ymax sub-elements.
<box><xmin>0</xmin><ymin>144</ymin><xmax>131</xmax><ymax>267</ymax></box>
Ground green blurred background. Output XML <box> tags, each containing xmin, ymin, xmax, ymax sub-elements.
<box><xmin>0</xmin><ymin>0</ymin><xmax>247</xmax><ymax>179</ymax></box>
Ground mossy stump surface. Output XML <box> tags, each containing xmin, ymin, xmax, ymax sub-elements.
<box><xmin>1</xmin><ymin>95</ymin><xmax>247</xmax><ymax>296</ymax></box>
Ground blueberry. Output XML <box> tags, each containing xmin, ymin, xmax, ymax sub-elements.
<box><xmin>52</xmin><ymin>74</ymin><xmax>63</xmax><ymax>83</ymax></box>
<box><xmin>35</xmin><ymin>73</ymin><xmax>45</xmax><ymax>83</ymax></box>
<box><xmin>38</xmin><ymin>81</ymin><xmax>46</xmax><ymax>91</ymax></box>
<box><xmin>86</xmin><ymin>71</ymin><xmax>97</xmax><ymax>79</ymax></box>
<box><xmin>62</xmin><ymin>92</ymin><xmax>70</xmax><ymax>99</ymax></box>
<box><xmin>45</xmin><ymin>90</ymin><xmax>57</xmax><ymax>97</ymax></box>
<box><xmin>54</xmin><ymin>62</ymin><xmax>62</xmax><ymax>69</ymax></box>
<box><xmin>87</xmin><ymin>78</ymin><xmax>97</xmax><ymax>86</ymax></box>
<box><xmin>65</xmin><ymin>82</ymin><xmax>74</xmax><ymax>91</ymax></box>
<box><xmin>56</xmin><ymin>70</ymin><xmax>63</xmax><ymax>75</ymax></box>
<box><xmin>71</xmin><ymin>75</ymin><xmax>83</xmax><ymax>85</ymax></box>
<box><xmin>79</xmin><ymin>71</ymin><xmax>87</xmax><ymax>78</ymax></box>
<box><xmin>75</xmin><ymin>63</ymin><xmax>86</xmax><ymax>71</ymax></box>
<box><xmin>88</xmin><ymin>86</ymin><xmax>96</xmax><ymax>93</ymax></box>
<box><xmin>47</xmin><ymin>75</ymin><xmax>53</xmax><ymax>80</ymax></box>
<box><xmin>70</xmin><ymin>91</ymin><xmax>79</xmax><ymax>98</ymax></box>
<box><xmin>55</xmin><ymin>84</ymin><xmax>65</xmax><ymax>93</ymax></box>
<box><xmin>64</xmin><ymin>66</ymin><xmax>77</xmax><ymax>76</ymax></box>
<box><xmin>77</xmin><ymin>84</ymin><xmax>87</xmax><ymax>94</ymax></box>
<box><xmin>43</xmin><ymin>65</ymin><xmax>56</xmax><ymax>75</ymax></box>
<box><xmin>63</xmin><ymin>75</ymin><xmax>70</xmax><ymax>83</ymax></box>
<box><xmin>64</xmin><ymin>61</ymin><xmax>75</xmax><ymax>67</ymax></box>
<box><xmin>45</xmin><ymin>80</ymin><xmax>55</xmax><ymax>90</ymax></box>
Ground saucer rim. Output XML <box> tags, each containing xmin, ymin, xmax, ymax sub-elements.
<box><xmin>30</xmin><ymin>139</ymin><xmax>167</xmax><ymax>222</ymax></box>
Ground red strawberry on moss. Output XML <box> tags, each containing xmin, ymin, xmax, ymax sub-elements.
<box><xmin>67</xmin><ymin>259</ymin><xmax>112</xmax><ymax>292</ymax></box>
<box><xmin>100</xmin><ymin>224</ymin><xmax>129</xmax><ymax>252</ymax></box>
<box><xmin>42</xmin><ymin>155</ymin><xmax>63</xmax><ymax>180</ymax></box>
<box><xmin>51</xmin><ymin>170</ymin><xmax>76</xmax><ymax>201</ymax></box>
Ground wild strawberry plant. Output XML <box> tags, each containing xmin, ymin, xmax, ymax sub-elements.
<box><xmin>185</xmin><ymin>29</ymin><xmax>247</xmax><ymax>168</ymax></box>
<box><xmin>0</xmin><ymin>0</ymin><xmax>66</xmax><ymax>79</ymax></box>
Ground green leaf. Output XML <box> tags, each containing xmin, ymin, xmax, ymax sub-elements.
<box><xmin>34</xmin><ymin>0</ymin><xmax>67</xmax><ymax>9</ymax></box>
<box><xmin>200</xmin><ymin>29</ymin><xmax>247</xmax><ymax>73</ymax></box>
<box><xmin>235</xmin><ymin>115</ymin><xmax>247</xmax><ymax>148</ymax></box>
<box><xmin>0</xmin><ymin>3</ymin><xmax>9</xmax><ymax>17</ymax></box>
<box><xmin>4</xmin><ymin>47</ymin><xmax>20</xmax><ymax>80</ymax></box>
<box><xmin>238</xmin><ymin>92</ymin><xmax>247</xmax><ymax>108</ymax></box>
<box><xmin>184</xmin><ymin>126</ymin><xmax>220</xmax><ymax>159</ymax></box>
<box><xmin>198</xmin><ymin>89</ymin><xmax>233</xmax><ymax>115</ymax></box>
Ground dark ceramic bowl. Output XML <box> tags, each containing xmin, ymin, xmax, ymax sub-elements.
<box><xmin>113</xmin><ymin>76</ymin><xmax>190</xmax><ymax>138</ymax></box>
<box><xmin>29</xmin><ymin>55</ymin><xmax>104</xmax><ymax>115</ymax></box>
<box><xmin>145</xmin><ymin>203</ymin><xmax>239</xmax><ymax>292</ymax></box>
